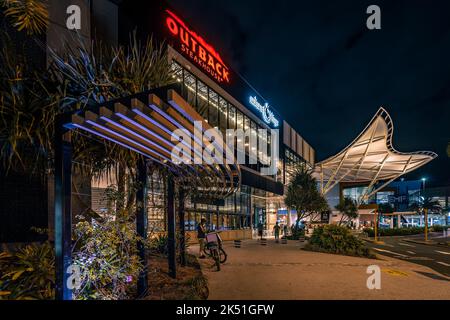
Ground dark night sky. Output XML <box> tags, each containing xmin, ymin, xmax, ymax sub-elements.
<box><xmin>170</xmin><ymin>0</ymin><xmax>450</xmax><ymax>187</ymax></box>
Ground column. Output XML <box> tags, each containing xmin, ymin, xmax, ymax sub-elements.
<box><xmin>54</xmin><ymin>121</ymin><xmax>72</xmax><ymax>300</ymax></box>
<box><xmin>136</xmin><ymin>159</ymin><xmax>148</xmax><ymax>296</ymax></box>
<box><xmin>167</xmin><ymin>175</ymin><xmax>176</xmax><ymax>278</ymax></box>
<box><xmin>178</xmin><ymin>189</ymin><xmax>186</xmax><ymax>267</ymax></box>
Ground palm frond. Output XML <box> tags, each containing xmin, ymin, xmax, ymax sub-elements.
<box><xmin>1</xmin><ymin>0</ymin><xmax>49</xmax><ymax>35</ymax></box>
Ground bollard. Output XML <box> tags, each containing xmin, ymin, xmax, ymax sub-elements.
<box><xmin>234</xmin><ymin>240</ymin><xmax>241</xmax><ymax>248</ymax></box>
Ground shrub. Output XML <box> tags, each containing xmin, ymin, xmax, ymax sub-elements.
<box><xmin>364</xmin><ymin>227</ymin><xmax>425</xmax><ymax>237</ymax></box>
<box><xmin>305</xmin><ymin>225</ymin><xmax>373</xmax><ymax>258</ymax></box>
<box><xmin>148</xmin><ymin>232</ymin><xmax>191</xmax><ymax>257</ymax></box>
<box><xmin>431</xmin><ymin>225</ymin><xmax>448</xmax><ymax>232</ymax></box>
<box><xmin>0</xmin><ymin>242</ymin><xmax>54</xmax><ymax>300</ymax></box>
<box><xmin>149</xmin><ymin>234</ymin><xmax>169</xmax><ymax>255</ymax></box>
<box><xmin>287</xmin><ymin>224</ymin><xmax>305</xmax><ymax>240</ymax></box>
<box><xmin>72</xmin><ymin>217</ymin><xmax>143</xmax><ymax>300</ymax></box>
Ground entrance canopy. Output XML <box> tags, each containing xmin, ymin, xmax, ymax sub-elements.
<box><xmin>314</xmin><ymin>107</ymin><xmax>436</xmax><ymax>200</ymax></box>
<box><xmin>64</xmin><ymin>88</ymin><xmax>241</xmax><ymax>199</ymax></box>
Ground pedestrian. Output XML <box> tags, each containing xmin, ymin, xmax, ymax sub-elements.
<box><xmin>274</xmin><ymin>222</ymin><xmax>281</xmax><ymax>242</ymax></box>
<box><xmin>283</xmin><ymin>224</ymin><xmax>288</xmax><ymax>237</ymax></box>
<box><xmin>257</xmin><ymin>222</ymin><xmax>264</xmax><ymax>240</ymax></box>
<box><xmin>197</xmin><ymin>218</ymin><xmax>207</xmax><ymax>258</ymax></box>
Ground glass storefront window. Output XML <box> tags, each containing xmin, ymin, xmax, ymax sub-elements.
<box><xmin>208</xmin><ymin>89</ymin><xmax>219</xmax><ymax>127</ymax></box>
<box><xmin>184</xmin><ymin>70</ymin><xmax>196</xmax><ymax>107</ymax></box>
<box><xmin>171</xmin><ymin>61</ymin><xmax>183</xmax><ymax>82</ymax></box>
<box><xmin>197</xmin><ymin>81</ymin><xmax>208</xmax><ymax>120</ymax></box>
<box><xmin>219</xmin><ymin>97</ymin><xmax>228</xmax><ymax>133</ymax></box>
<box><xmin>343</xmin><ymin>187</ymin><xmax>370</xmax><ymax>204</ymax></box>
<box><xmin>228</xmin><ymin>105</ymin><xmax>236</xmax><ymax>130</ymax></box>
<box><xmin>244</xmin><ymin>116</ymin><xmax>250</xmax><ymax>131</ymax></box>
<box><xmin>236</xmin><ymin>110</ymin><xmax>244</xmax><ymax>131</ymax></box>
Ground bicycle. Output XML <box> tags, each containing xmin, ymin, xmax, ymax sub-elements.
<box><xmin>203</xmin><ymin>231</ymin><xmax>227</xmax><ymax>271</ymax></box>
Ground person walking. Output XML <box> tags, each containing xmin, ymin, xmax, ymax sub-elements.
<box><xmin>197</xmin><ymin>218</ymin><xmax>207</xmax><ymax>258</ymax></box>
<box><xmin>257</xmin><ymin>222</ymin><xmax>264</xmax><ymax>240</ymax></box>
<box><xmin>273</xmin><ymin>222</ymin><xmax>281</xmax><ymax>242</ymax></box>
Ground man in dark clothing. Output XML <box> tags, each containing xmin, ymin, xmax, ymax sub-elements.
<box><xmin>257</xmin><ymin>222</ymin><xmax>264</xmax><ymax>240</ymax></box>
<box><xmin>273</xmin><ymin>222</ymin><xmax>281</xmax><ymax>242</ymax></box>
<box><xmin>197</xmin><ymin>218</ymin><xmax>207</xmax><ymax>258</ymax></box>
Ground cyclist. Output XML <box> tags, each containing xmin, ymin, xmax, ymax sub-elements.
<box><xmin>197</xmin><ymin>218</ymin><xmax>207</xmax><ymax>258</ymax></box>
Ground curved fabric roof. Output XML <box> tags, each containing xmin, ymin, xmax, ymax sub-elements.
<box><xmin>65</xmin><ymin>89</ymin><xmax>241</xmax><ymax>199</ymax></box>
<box><xmin>314</xmin><ymin>107</ymin><xmax>437</xmax><ymax>199</ymax></box>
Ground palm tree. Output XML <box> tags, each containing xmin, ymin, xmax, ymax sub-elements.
<box><xmin>47</xmin><ymin>33</ymin><xmax>175</xmax><ymax>213</ymax></box>
<box><xmin>335</xmin><ymin>197</ymin><xmax>358</xmax><ymax>226</ymax></box>
<box><xmin>285</xmin><ymin>167</ymin><xmax>329</xmax><ymax>227</ymax></box>
<box><xmin>410</xmin><ymin>197</ymin><xmax>442</xmax><ymax>241</ymax></box>
<box><xmin>0</xmin><ymin>30</ymin><xmax>57</xmax><ymax>174</ymax></box>
<box><xmin>1</xmin><ymin>0</ymin><xmax>49</xmax><ymax>35</ymax></box>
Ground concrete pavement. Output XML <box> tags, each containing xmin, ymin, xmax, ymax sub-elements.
<box><xmin>190</xmin><ymin>239</ymin><xmax>450</xmax><ymax>300</ymax></box>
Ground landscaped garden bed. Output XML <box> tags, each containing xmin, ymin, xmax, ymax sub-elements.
<box><xmin>145</xmin><ymin>254</ymin><xmax>208</xmax><ymax>300</ymax></box>
<box><xmin>304</xmin><ymin>225</ymin><xmax>375</xmax><ymax>258</ymax></box>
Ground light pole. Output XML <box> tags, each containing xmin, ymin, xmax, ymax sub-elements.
<box><xmin>421</xmin><ymin>178</ymin><xmax>428</xmax><ymax>241</ymax></box>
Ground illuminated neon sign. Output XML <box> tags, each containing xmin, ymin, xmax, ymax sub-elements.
<box><xmin>165</xmin><ymin>10</ymin><xmax>230</xmax><ymax>84</ymax></box>
<box><xmin>249</xmin><ymin>96</ymin><xmax>279</xmax><ymax>127</ymax></box>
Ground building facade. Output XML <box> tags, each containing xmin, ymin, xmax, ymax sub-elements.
<box><xmin>86</xmin><ymin>0</ymin><xmax>316</xmax><ymax>238</ymax></box>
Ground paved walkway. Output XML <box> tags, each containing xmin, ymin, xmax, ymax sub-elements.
<box><xmin>191</xmin><ymin>239</ymin><xmax>450</xmax><ymax>300</ymax></box>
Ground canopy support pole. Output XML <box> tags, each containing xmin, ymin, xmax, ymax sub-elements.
<box><xmin>54</xmin><ymin>119</ymin><xmax>73</xmax><ymax>300</ymax></box>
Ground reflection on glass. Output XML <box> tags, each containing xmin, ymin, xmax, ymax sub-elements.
<box><xmin>197</xmin><ymin>81</ymin><xmax>208</xmax><ymax>120</ymax></box>
<box><xmin>208</xmin><ymin>89</ymin><xmax>219</xmax><ymax>127</ymax></box>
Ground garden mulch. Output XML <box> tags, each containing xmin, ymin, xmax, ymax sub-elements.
<box><xmin>144</xmin><ymin>254</ymin><xmax>208</xmax><ymax>300</ymax></box>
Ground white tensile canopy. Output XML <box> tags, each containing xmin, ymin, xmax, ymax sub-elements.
<box><xmin>314</xmin><ymin>107</ymin><xmax>437</xmax><ymax>201</ymax></box>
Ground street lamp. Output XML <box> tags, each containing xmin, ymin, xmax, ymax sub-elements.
<box><xmin>421</xmin><ymin>178</ymin><xmax>428</xmax><ymax>241</ymax></box>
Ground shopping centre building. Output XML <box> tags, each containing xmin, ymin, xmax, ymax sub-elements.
<box><xmin>0</xmin><ymin>0</ymin><xmax>440</xmax><ymax>245</ymax></box>
<box><xmin>112</xmin><ymin>1</ymin><xmax>317</xmax><ymax>238</ymax></box>
<box><xmin>0</xmin><ymin>0</ymin><xmax>316</xmax><ymax>243</ymax></box>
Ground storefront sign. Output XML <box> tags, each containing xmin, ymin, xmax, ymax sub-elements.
<box><xmin>321</xmin><ymin>212</ymin><xmax>330</xmax><ymax>223</ymax></box>
<box><xmin>165</xmin><ymin>10</ymin><xmax>230</xmax><ymax>84</ymax></box>
<box><xmin>249</xmin><ymin>96</ymin><xmax>279</xmax><ymax>127</ymax></box>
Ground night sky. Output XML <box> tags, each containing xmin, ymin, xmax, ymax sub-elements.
<box><xmin>170</xmin><ymin>0</ymin><xmax>450</xmax><ymax>187</ymax></box>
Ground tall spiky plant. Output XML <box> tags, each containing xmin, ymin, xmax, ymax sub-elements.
<box><xmin>1</xmin><ymin>0</ymin><xmax>49</xmax><ymax>35</ymax></box>
<box><xmin>48</xmin><ymin>33</ymin><xmax>175</xmax><ymax>212</ymax></box>
<box><xmin>0</xmin><ymin>31</ymin><xmax>58</xmax><ymax>174</ymax></box>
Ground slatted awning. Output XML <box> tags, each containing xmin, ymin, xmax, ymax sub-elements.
<box><xmin>64</xmin><ymin>89</ymin><xmax>241</xmax><ymax>199</ymax></box>
<box><xmin>314</xmin><ymin>107</ymin><xmax>437</xmax><ymax>200</ymax></box>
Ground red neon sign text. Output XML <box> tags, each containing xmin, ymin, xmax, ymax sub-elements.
<box><xmin>165</xmin><ymin>10</ymin><xmax>230</xmax><ymax>84</ymax></box>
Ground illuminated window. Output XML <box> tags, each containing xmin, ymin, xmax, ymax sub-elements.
<box><xmin>228</xmin><ymin>105</ymin><xmax>236</xmax><ymax>130</ymax></box>
<box><xmin>183</xmin><ymin>70</ymin><xmax>196</xmax><ymax>107</ymax></box>
<box><xmin>219</xmin><ymin>96</ymin><xmax>228</xmax><ymax>133</ymax></box>
<box><xmin>236</xmin><ymin>110</ymin><xmax>243</xmax><ymax>131</ymax></box>
<box><xmin>171</xmin><ymin>61</ymin><xmax>183</xmax><ymax>82</ymax></box>
<box><xmin>208</xmin><ymin>89</ymin><xmax>219</xmax><ymax>127</ymax></box>
<box><xmin>197</xmin><ymin>81</ymin><xmax>208</xmax><ymax>120</ymax></box>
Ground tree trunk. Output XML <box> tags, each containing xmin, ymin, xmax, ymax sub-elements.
<box><xmin>116</xmin><ymin>163</ymin><xmax>126</xmax><ymax>215</ymax></box>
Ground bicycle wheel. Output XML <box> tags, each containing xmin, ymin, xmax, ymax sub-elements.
<box><xmin>219</xmin><ymin>248</ymin><xmax>227</xmax><ymax>263</ymax></box>
<box><xmin>203</xmin><ymin>247</ymin><xmax>211</xmax><ymax>257</ymax></box>
<box><xmin>212</xmin><ymin>249</ymin><xmax>221</xmax><ymax>271</ymax></box>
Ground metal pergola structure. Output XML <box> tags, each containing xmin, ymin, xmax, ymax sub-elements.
<box><xmin>54</xmin><ymin>88</ymin><xmax>241</xmax><ymax>300</ymax></box>
<box><xmin>314</xmin><ymin>107</ymin><xmax>437</xmax><ymax>202</ymax></box>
